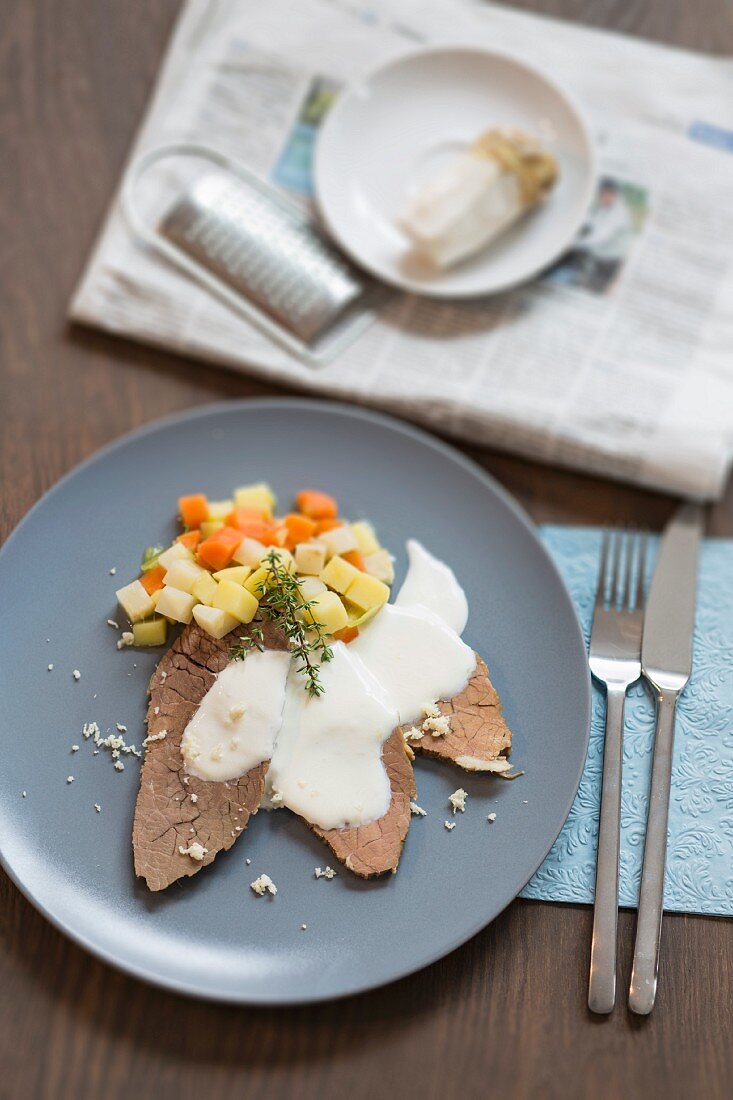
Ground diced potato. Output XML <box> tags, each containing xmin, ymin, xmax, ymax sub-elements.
<box><xmin>116</xmin><ymin>580</ymin><xmax>156</xmax><ymax>623</ymax></box>
<box><xmin>345</xmin><ymin>571</ymin><xmax>390</xmax><ymax>612</ymax></box>
<box><xmin>207</xmin><ymin>499</ymin><xmax>234</xmax><ymax>521</ymax></box>
<box><xmin>304</xmin><ymin>590</ymin><xmax>348</xmax><ymax>635</ymax></box>
<box><xmin>233</xmin><ymin>482</ymin><xmax>275</xmax><ymax>516</ymax></box>
<box><xmin>132</xmin><ymin>618</ymin><xmax>168</xmax><ymax>647</ymax></box>
<box><xmin>155</xmin><ymin>585</ymin><xmax>198</xmax><ymax>624</ymax></box>
<box><xmin>163</xmin><ymin>558</ymin><xmax>207</xmax><ymax>594</ymax></box>
<box><xmin>200</xmin><ymin>520</ymin><xmax>224</xmax><ymax>539</ymax></box>
<box><xmin>320</xmin><ymin>555</ymin><xmax>361</xmax><ymax>595</ymax></box>
<box><xmin>150</xmin><ymin>589</ymin><xmax>163</xmax><ymax>610</ymax></box>
<box><xmin>267</xmin><ymin>546</ymin><xmax>295</xmax><ymax>573</ymax></box>
<box><xmin>232</xmin><ymin>536</ymin><xmax>267</xmax><ymax>568</ymax></box>
<box><xmin>294</xmin><ymin>540</ymin><xmax>327</xmax><ymax>576</ymax></box>
<box><xmin>321</xmin><ymin>524</ymin><xmax>359</xmax><ymax>560</ymax></box>
<box><xmin>351</xmin><ymin>521</ymin><xmax>380</xmax><ymax>556</ymax></box>
<box><xmin>244</xmin><ymin>565</ymin><xmax>271</xmax><ymax>597</ymax></box>
<box><xmin>157</xmin><ymin>542</ymin><xmax>195</xmax><ymax>571</ymax></box>
<box><xmin>212</xmin><ymin>579</ymin><xmax>259</xmax><ymax>624</ymax></box>
<box><xmin>297</xmin><ymin>576</ymin><xmax>327</xmax><ymax>603</ymax></box>
<box><xmin>192</xmin><ymin>604</ymin><xmax>239</xmax><ymax>640</ymax></box>
<box><xmin>363</xmin><ymin>549</ymin><xmax>395</xmax><ymax>585</ymax></box>
<box><xmin>191</xmin><ymin>571</ymin><xmax>218</xmax><ymax>606</ymax></box>
<box><xmin>213</xmin><ymin>565</ymin><xmax>252</xmax><ymax>584</ymax></box>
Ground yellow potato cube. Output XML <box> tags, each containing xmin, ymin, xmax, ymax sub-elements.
<box><xmin>207</xmin><ymin>499</ymin><xmax>234</xmax><ymax>521</ymax></box>
<box><xmin>213</xmin><ymin>565</ymin><xmax>252</xmax><ymax>584</ymax></box>
<box><xmin>363</xmin><ymin>549</ymin><xmax>395</xmax><ymax>585</ymax></box>
<box><xmin>157</xmin><ymin>542</ymin><xmax>195</xmax><ymax>571</ymax></box>
<box><xmin>163</xmin><ymin>558</ymin><xmax>207</xmax><ymax>594</ymax></box>
<box><xmin>321</xmin><ymin>525</ymin><xmax>359</xmax><ymax>560</ymax></box>
<box><xmin>320</xmin><ymin>555</ymin><xmax>361</xmax><ymax>595</ymax></box>
<box><xmin>116</xmin><ymin>580</ymin><xmax>156</xmax><ymax>623</ymax></box>
<box><xmin>267</xmin><ymin>546</ymin><xmax>295</xmax><ymax>573</ymax></box>
<box><xmin>244</xmin><ymin>565</ymin><xmax>271</xmax><ymax>597</ymax></box>
<box><xmin>200</xmin><ymin>520</ymin><xmax>224</xmax><ymax>539</ymax></box>
<box><xmin>233</xmin><ymin>482</ymin><xmax>275</xmax><ymax>517</ymax></box>
<box><xmin>351</xmin><ymin>521</ymin><xmax>380</xmax><ymax>556</ymax></box>
<box><xmin>232</xmin><ymin>536</ymin><xmax>267</xmax><ymax>568</ymax></box>
<box><xmin>192</xmin><ymin>604</ymin><xmax>239</xmax><ymax>640</ymax></box>
<box><xmin>345</xmin><ymin>571</ymin><xmax>390</xmax><ymax>612</ymax></box>
<box><xmin>305</xmin><ymin>591</ymin><xmax>348</xmax><ymax>635</ymax></box>
<box><xmin>132</xmin><ymin>618</ymin><xmax>168</xmax><ymax>647</ymax></box>
<box><xmin>191</xmin><ymin>571</ymin><xmax>218</xmax><ymax>607</ymax></box>
<box><xmin>212</xmin><ymin>580</ymin><xmax>259</xmax><ymax>624</ymax></box>
<box><xmin>297</xmin><ymin>576</ymin><xmax>327</xmax><ymax>603</ymax></box>
<box><xmin>155</xmin><ymin>585</ymin><xmax>198</xmax><ymax>624</ymax></box>
<box><xmin>294</xmin><ymin>540</ymin><xmax>327</xmax><ymax>576</ymax></box>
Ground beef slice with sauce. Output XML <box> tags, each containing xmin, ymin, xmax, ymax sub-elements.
<box><xmin>403</xmin><ymin>653</ymin><xmax>513</xmax><ymax>772</ymax></box>
<box><xmin>132</xmin><ymin>621</ymin><xmax>288</xmax><ymax>892</ymax></box>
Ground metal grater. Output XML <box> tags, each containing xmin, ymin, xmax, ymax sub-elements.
<box><xmin>118</xmin><ymin>140</ymin><xmax>391</xmax><ymax>366</ymax></box>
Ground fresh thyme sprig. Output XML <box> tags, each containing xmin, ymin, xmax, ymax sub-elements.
<box><xmin>230</xmin><ymin>549</ymin><xmax>333</xmax><ymax>698</ymax></box>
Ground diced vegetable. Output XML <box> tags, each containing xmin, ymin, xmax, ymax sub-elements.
<box><xmin>207</xmin><ymin>499</ymin><xmax>234</xmax><ymax>521</ymax></box>
<box><xmin>177</xmin><ymin>530</ymin><xmax>201</xmax><ymax>551</ymax></box>
<box><xmin>267</xmin><ymin>547</ymin><xmax>295</xmax><ymax>573</ymax></box>
<box><xmin>116</xmin><ymin>580</ymin><xmax>156</xmax><ymax>623</ymax></box>
<box><xmin>244</xmin><ymin>565</ymin><xmax>271</xmax><ymax>596</ymax></box>
<box><xmin>192</xmin><ymin>604</ymin><xmax>239</xmax><ymax>640</ymax></box>
<box><xmin>320</xmin><ymin>555</ymin><xmax>361</xmax><ymax>595</ymax></box>
<box><xmin>297</xmin><ymin>576</ymin><xmax>327</xmax><ymax>602</ymax></box>
<box><xmin>178</xmin><ymin>494</ymin><xmax>209</xmax><ymax>529</ymax></box>
<box><xmin>314</xmin><ymin>518</ymin><xmax>343</xmax><ymax>535</ymax></box>
<box><xmin>213</xmin><ymin>565</ymin><xmax>252</xmax><ymax>584</ymax></box>
<box><xmin>232</xmin><ymin>536</ymin><xmax>268</xmax><ymax>568</ymax></box>
<box><xmin>341</xmin><ymin>549</ymin><xmax>366</xmax><ymax>572</ymax></box>
<box><xmin>133</xmin><ymin>617</ymin><xmax>168</xmax><ymax>647</ymax></box>
<box><xmin>197</xmin><ymin>526</ymin><xmax>243</xmax><ymax>571</ymax></box>
<box><xmin>304</xmin><ymin>590</ymin><xmax>348</xmax><ymax>635</ymax></box>
<box><xmin>321</xmin><ymin>525</ymin><xmax>359</xmax><ymax>560</ymax></box>
<box><xmin>158</xmin><ymin>542</ymin><xmax>195</xmax><ymax>570</ymax></box>
<box><xmin>350</xmin><ymin>521</ymin><xmax>380</xmax><ymax>556</ymax></box>
<box><xmin>258</xmin><ymin>522</ymin><xmax>288</xmax><ymax>547</ymax></box>
<box><xmin>155</xmin><ymin>585</ymin><xmax>197</xmax><ymax>624</ymax></box>
<box><xmin>233</xmin><ymin>483</ymin><xmax>276</xmax><ymax>516</ymax></box>
<box><xmin>225</xmin><ymin>509</ymin><xmax>273</xmax><ymax>541</ymax></box>
<box><xmin>294</xmin><ymin>540</ymin><xmax>327</xmax><ymax>576</ymax></box>
<box><xmin>191</xmin><ymin>571</ymin><xmax>218</xmax><ymax>607</ymax></box>
<box><xmin>345</xmin><ymin>603</ymin><xmax>382</xmax><ymax>629</ymax></box>
<box><xmin>140</xmin><ymin>564</ymin><xmax>166</xmax><ymax>596</ymax></box>
<box><xmin>282</xmin><ymin>513</ymin><xmax>318</xmax><ymax>548</ymax></box>
<box><xmin>163</xmin><ymin>558</ymin><xmax>207</xmax><ymax>594</ymax></box>
<box><xmin>296</xmin><ymin>490</ymin><xmax>338</xmax><ymax>520</ymax></box>
<box><xmin>212</xmin><ymin>579</ymin><xmax>259</xmax><ymax>624</ymax></box>
<box><xmin>363</xmin><ymin>549</ymin><xmax>395</xmax><ymax>584</ymax></box>
<box><xmin>200</xmin><ymin>520</ymin><xmax>224</xmax><ymax>539</ymax></box>
<box><xmin>140</xmin><ymin>545</ymin><xmax>165</xmax><ymax>573</ymax></box>
<box><xmin>344</xmin><ymin>571</ymin><xmax>390</xmax><ymax>612</ymax></box>
<box><xmin>333</xmin><ymin>624</ymin><xmax>359</xmax><ymax>644</ymax></box>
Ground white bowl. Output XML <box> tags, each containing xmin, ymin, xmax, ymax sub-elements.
<box><xmin>314</xmin><ymin>46</ymin><xmax>596</xmax><ymax>298</ymax></box>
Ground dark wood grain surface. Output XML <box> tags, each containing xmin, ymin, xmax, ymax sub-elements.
<box><xmin>1</xmin><ymin>2</ymin><xmax>731</xmax><ymax>1097</ymax></box>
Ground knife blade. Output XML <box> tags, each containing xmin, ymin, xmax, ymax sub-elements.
<box><xmin>641</xmin><ymin>503</ymin><xmax>703</xmax><ymax>683</ymax></box>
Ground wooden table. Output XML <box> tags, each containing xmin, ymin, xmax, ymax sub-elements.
<box><xmin>1</xmin><ymin>2</ymin><xmax>731</xmax><ymax>1096</ymax></box>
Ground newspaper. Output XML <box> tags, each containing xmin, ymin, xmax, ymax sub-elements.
<box><xmin>71</xmin><ymin>0</ymin><xmax>733</xmax><ymax>500</ymax></box>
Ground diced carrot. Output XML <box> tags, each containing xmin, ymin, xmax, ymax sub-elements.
<box><xmin>178</xmin><ymin>494</ymin><xmax>209</xmax><ymax>530</ymax></box>
<box><xmin>177</xmin><ymin>530</ymin><xmax>201</xmax><ymax>551</ymax></box>
<box><xmin>140</xmin><ymin>564</ymin><xmax>166</xmax><ymax>595</ymax></box>
<box><xmin>314</xmin><ymin>518</ymin><xmax>343</xmax><ymax>535</ymax></box>
<box><xmin>282</xmin><ymin>512</ymin><xmax>318</xmax><ymax>549</ymax></box>
<box><xmin>197</xmin><ymin>526</ymin><xmax>243</xmax><ymax>571</ymax></box>
<box><xmin>341</xmin><ymin>549</ymin><xmax>366</xmax><ymax>572</ymax></box>
<box><xmin>226</xmin><ymin>509</ymin><xmax>272</xmax><ymax>540</ymax></box>
<box><xmin>333</xmin><ymin>624</ymin><xmax>359</xmax><ymax>644</ymax></box>
<box><xmin>296</xmin><ymin>490</ymin><xmax>338</xmax><ymax>520</ymax></box>
<box><xmin>259</xmin><ymin>522</ymin><xmax>288</xmax><ymax>547</ymax></box>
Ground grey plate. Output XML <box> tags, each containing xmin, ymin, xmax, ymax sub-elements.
<box><xmin>0</xmin><ymin>399</ymin><xmax>590</xmax><ymax>1004</ymax></box>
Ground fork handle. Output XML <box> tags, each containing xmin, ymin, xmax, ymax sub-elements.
<box><xmin>629</xmin><ymin>688</ymin><xmax>678</xmax><ymax>1015</ymax></box>
<box><xmin>588</xmin><ymin>684</ymin><xmax>627</xmax><ymax>1014</ymax></box>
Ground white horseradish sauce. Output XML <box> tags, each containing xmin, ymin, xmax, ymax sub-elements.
<box><xmin>181</xmin><ymin>541</ymin><xmax>475</xmax><ymax>830</ymax></box>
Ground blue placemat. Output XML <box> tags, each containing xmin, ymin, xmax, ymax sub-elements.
<box><xmin>520</xmin><ymin>527</ymin><xmax>733</xmax><ymax>917</ymax></box>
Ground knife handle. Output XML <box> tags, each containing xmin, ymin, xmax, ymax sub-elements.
<box><xmin>629</xmin><ymin>688</ymin><xmax>679</xmax><ymax>1015</ymax></box>
<box><xmin>588</xmin><ymin>685</ymin><xmax>626</xmax><ymax>1014</ymax></box>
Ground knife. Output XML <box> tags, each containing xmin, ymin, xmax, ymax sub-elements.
<box><xmin>629</xmin><ymin>503</ymin><xmax>704</xmax><ymax>1015</ymax></box>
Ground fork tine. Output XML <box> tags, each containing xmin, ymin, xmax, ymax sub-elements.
<box><xmin>595</xmin><ymin>530</ymin><xmax>610</xmax><ymax>607</ymax></box>
<box><xmin>624</xmin><ymin>532</ymin><xmax>637</xmax><ymax>610</ymax></box>
<box><xmin>609</xmin><ymin>530</ymin><xmax>622</xmax><ymax>609</ymax></box>
<box><xmin>635</xmin><ymin>533</ymin><xmax>648</xmax><ymax>610</ymax></box>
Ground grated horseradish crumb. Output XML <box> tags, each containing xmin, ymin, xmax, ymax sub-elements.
<box><xmin>314</xmin><ymin>866</ymin><xmax>336</xmax><ymax>879</ymax></box>
<box><xmin>487</xmin><ymin>812</ymin><xmax>497</xmax><ymax>823</ymax></box>
<box><xmin>423</xmin><ymin>714</ymin><xmax>450</xmax><ymax>738</ymax></box>
<box><xmin>250</xmin><ymin>873</ymin><xmax>277</xmax><ymax>896</ymax></box>
<box><xmin>444</xmin><ymin>820</ymin><xmax>456</xmax><ymax>831</ymax></box>
<box><xmin>117</xmin><ymin>632</ymin><xmax>134</xmax><ymax>650</ymax></box>
<box><xmin>449</xmin><ymin>788</ymin><xmax>468</xmax><ymax>814</ymax></box>
<box><xmin>179</xmin><ymin>842</ymin><xmax>207</xmax><ymax>861</ymax></box>
<box><xmin>410</xmin><ymin>801</ymin><xmax>427</xmax><ymax>816</ymax></box>
<box><xmin>72</xmin><ymin>670</ymin><xmax>81</xmax><ymax>681</ymax></box>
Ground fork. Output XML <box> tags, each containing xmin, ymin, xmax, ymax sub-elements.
<box><xmin>587</xmin><ymin>530</ymin><xmax>647</xmax><ymax>1015</ymax></box>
